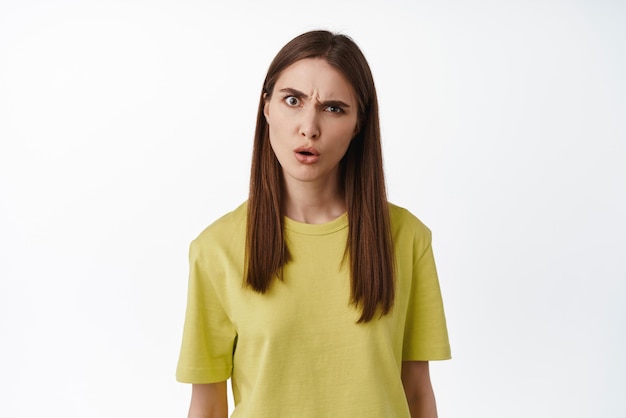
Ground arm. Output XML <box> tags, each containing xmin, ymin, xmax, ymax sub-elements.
<box><xmin>187</xmin><ymin>382</ymin><xmax>228</xmax><ymax>418</ymax></box>
<box><xmin>401</xmin><ymin>361</ymin><xmax>438</xmax><ymax>418</ymax></box>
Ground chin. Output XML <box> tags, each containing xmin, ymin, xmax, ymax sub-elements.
<box><xmin>285</xmin><ymin>169</ymin><xmax>322</xmax><ymax>184</ymax></box>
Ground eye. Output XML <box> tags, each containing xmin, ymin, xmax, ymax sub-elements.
<box><xmin>325</xmin><ymin>105</ymin><xmax>344</xmax><ymax>114</ymax></box>
<box><xmin>284</xmin><ymin>96</ymin><xmax>300</xmax><ymax>106</ymax></box>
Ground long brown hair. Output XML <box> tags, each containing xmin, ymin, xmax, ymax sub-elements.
<box><xmin>245</xmin><ymin>30</ymin><xmax>395</xmax><ymax>323</ymax></box>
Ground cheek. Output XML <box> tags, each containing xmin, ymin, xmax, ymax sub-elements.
<box><xmin>340</xmin><ymin>115</ymin><xmax>358</xmax><ymax>137</ymax></box>
<box><xmin>330</xmin><ymin>131</ymin><xmax>354</xmax><ymax>158</ymax></box>
<box><xmin>267</xmin><ymin>127</ymin><xmax>288</xmax><ymax>160</ymax></box>
<box><xmin>335</xmin><ymin>119</ymin><xmax>358</xmax><ymax>143</ymax></box>
<box><xmin>267</xmin><ymin>108</ymin><xmax>293</xmax><ymax>136</ymax></box>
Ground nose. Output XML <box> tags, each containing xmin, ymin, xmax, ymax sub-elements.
<box><xmin>299</xmin><ymin>106</ymin><xmax>320</xmax><ymax>139</ymax></box>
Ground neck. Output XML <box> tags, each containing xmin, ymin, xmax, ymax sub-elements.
<box><xmin>283</xmin><ymin>174</ymin><xmax>345</xmax><ymax>224</ymax></box>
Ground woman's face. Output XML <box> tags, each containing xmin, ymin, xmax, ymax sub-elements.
<box><xmin>264</xmin><ymin>58</ymin><xmax>358</xmax><ymax>190</ymax></box>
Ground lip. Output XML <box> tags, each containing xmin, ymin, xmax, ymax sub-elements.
<box><xmin>294</xmin><ymin>146</ymin><xmax>320</xmax><ymax>164</ymax></box>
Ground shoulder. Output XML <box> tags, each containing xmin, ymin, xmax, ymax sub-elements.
<box><xmin>388</xmin><ymin>202</ymin><xmax>432</xmax><ymax>240</ymax></box>
<box><xmin>190</xmin><ymin>201</ymin><xmax>248</xmax><ymax>256</ymax></box>
<box><xmin>387</xmin><ymin>202</ymin><xmax>434</xmax><ymax>261</ymax></box>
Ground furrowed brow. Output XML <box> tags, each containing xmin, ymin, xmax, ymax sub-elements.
<box><xmin>278</xmin><ymin>88</ymin><xmax>307</xmax><ymax>99</ymax></box>
<box><xmin>278</xmin><ymin>88</ymin><xmax>351</xmax><ymax>108</ymax></box>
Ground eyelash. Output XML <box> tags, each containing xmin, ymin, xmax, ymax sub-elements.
<box><xmin>283</xmin><ymin>95</ymin><xmax>344</xmax><ymax>114</ymax></box>
<box><xmin>325</xmin><ymin>105</ymin><xmax>344</xmax><ymax>114</ymax></box>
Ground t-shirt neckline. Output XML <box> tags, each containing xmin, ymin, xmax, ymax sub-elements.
<box><xmin>283</xmin><ymin>213</ymin><xmax>348</xmax><ymax>235</ymax></box>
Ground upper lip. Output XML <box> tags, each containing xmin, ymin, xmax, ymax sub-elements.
<box><xmin>294</xmin><ymin>146</ymin><xmax>320</xmax><ymax>156</ymax></box>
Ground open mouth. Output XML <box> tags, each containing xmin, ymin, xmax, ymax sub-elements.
<box><xmin>294</xmin><ymin>147</ymin><xmax>320</xmax><ymax>163</ymax></box>
<box><xmin>295</xmin><ymin>147</ymin><xmax>319</xmax><ymax>156</ymax></box>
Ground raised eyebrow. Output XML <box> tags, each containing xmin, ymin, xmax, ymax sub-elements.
<box><xmin>278</xmin><ymin>87</ymin><xmax>307</xmax><ymax>99</ymax></box>
<box><xmin>278</xmin><ymin>88</ymin><xmax>351</xmax><ymax>108</ymax></box>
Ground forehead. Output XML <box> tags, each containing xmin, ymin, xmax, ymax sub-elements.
<box><xmin>274</xmin><ymin>58</ymin><xmax>355</xmax><ymax>101</ymax></box>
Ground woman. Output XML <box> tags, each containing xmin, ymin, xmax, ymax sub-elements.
<box><xmin>177</xmin><ymin>30</ymin><xmax>451</xmax><ymax>417</ymax></box>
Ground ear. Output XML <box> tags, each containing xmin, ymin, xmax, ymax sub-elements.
<box><xmin>263</xmin><ymin>93</ymin><xmax>270</xmax><ymax>122</ymax></box>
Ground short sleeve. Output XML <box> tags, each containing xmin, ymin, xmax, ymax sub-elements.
<box><xmin>176</xmin><ymin>240</ymin><xmax>237</xmax><ymax>383</ymax></box>
<box><xmin>402</xmin><ymin>231</ymin><xmax>451</xmax><ymax>361</ymax></box>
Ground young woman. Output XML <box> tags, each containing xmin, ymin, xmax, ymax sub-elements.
<box><xmin>176</xmin><ymin>30</ymin><xmax>451</xmax><ymax>418</ymax></box>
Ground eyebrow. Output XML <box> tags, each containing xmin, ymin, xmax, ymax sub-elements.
<box><xmin>278</xmin><ymin>87</ymin><xmax>351</xmax><ymax>108</ymax></box>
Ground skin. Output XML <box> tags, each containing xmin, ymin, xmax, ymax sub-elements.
<box><xmin>263</xmin><ymin>58</ymin><xmax>358</xmax><ymax>224</ymax></box>
<box><xmin>402</xmin><ymin>361</ymin><xmax>439</xmax><ymax>418</ymax></box>
<box><xmin>189</xmin><ymin>363</ymin><xmax>438</xmax><ymax>418</ymax></box>
<box><xmin>187</xmin><ymin>382</ymin><xmax>227</xmax><ymax>418</ymax></box>
<box><xmin>187</xmin><ymin>58</ymin><xmax>439</xmax><ymax>418</ymax></box>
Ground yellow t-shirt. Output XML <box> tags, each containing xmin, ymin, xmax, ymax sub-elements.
<box><xmin>176</xmin><ymin>202</ymin><xmax>450</xmax><ymax>417</ymax></box>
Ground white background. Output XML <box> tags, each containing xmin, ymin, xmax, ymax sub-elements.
<box><xmin>1</xmin><ymin>0</ymin><xmax>624</xmax><ymax>417</ymax></box>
